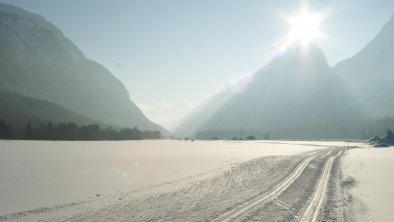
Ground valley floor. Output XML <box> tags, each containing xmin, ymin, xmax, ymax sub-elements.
<box><xmin>1</xmin><ymin>140</ymin><xmax>387</xmax><ymax>222</ymax></box>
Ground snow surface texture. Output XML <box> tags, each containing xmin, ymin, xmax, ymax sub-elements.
<box><xmin>342</xmin><ymin>147</ymin><xmax>394</xmax><ymax>222</ymax></box>
<box><xmin>0</xmin><ymin>140</ymin><xmax>348</xmax><ymax>217</ymax></box>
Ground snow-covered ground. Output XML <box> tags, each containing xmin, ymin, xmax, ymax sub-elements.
<box><xmin>342</xmin><ymin>146</ymin><xmax>394</xmax><ymax>222</ymax></box>
<box><xmin>0</xmin><ymin>140</ymin><xmax>347</xmax><ymax>216</ymax></box>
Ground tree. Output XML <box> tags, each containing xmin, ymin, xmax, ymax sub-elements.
<box><xmin>25</xmin><ymin>123</ymin><xmax>33</xmax><ymax>140</ymax></box>
<box><xmin>264</xmin><ymin>133</ymin><xmax>270</xmax><ymax>140</ymax></box>
<box><xmin>0</xmin><ymin>119</ymin><xmax>5</xmax><ymax>128</ymax></box>
<box><xmin>0</xmin><ymin>119</ymin><xmax>5</xmax><ymax>139</ymax></box>
<box><xmin>46</xmin><ymin>122</ymin><xmax>54</xmax><ymax>140</ymax></box>
<box><xmin>388</xmin><ymin>129</ymin><xmax>394</xmax><ymax>138</ymax></box>
<box><xmin>246</xmin><ymin>136</ymin><xmax>255</xmax><ymax>140</ymax></box>
<box><xmin>0</xmin><ymin>119</ymin><xmax>160</xmax><ymax>141</ymax></box>
<box><xmin>5</xmin><ymin>123</ymin><xmax>13</xmax><ymax>139</ymax></box>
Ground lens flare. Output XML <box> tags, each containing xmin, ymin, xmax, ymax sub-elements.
<box><xmin>290</xmin><ymin>12</ymin><xmax>322</xmax><ymax>43</ymax></box>
<box><xmin>274</xmin><ymin>11</ymin><xmax>323</xmax><ymax>56</ymax></box>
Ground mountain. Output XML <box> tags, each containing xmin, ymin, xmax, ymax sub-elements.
<box><xmin>0</xmin><ymin>92</ymin><xmax>100</xmax><ymax>129</ymax></box>
<box><xmin>173</xmin><ymin>89</ymin><xmax>235</xmax><ymax>137</ymax></box>
<box><xmin>176</xmin><ymin>45</ymin><xmax>363</xmax><ymax>139</ymax></box>
<box><xmin>177</xmin><ymin>13</ymin><xmax>394</xmax><ymax>139</ymax></box>
<box><xmin>333</xmin><ymin>14</ymin><xmax>394</xmax><ymax>118</ymax></box>
<box><xmin>0</xmin><ymin>3</ymin><xmax>167</xmax><ymax>134</ymax></box>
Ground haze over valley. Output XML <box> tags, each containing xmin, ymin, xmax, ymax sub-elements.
<box><xmin>1</xmin><ymin>1</ymin><xmax>394</xmax><ymax>222</ymax></box>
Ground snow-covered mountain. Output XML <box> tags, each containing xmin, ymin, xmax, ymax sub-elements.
<box><xmin>0</xmin><ymin>3</ymin><xmax>167</xmax><ymax>133</ymax></box>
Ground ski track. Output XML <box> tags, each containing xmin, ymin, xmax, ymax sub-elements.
<box><xmin>300</xmin><ymin>150</ymin><xmax>343</xmax><ymax>222</ymax></box>
<box><xmin>215</xmin><ymin>155</ymin><xmax>316</xmax><ymax>222</ymax></box>
<box><xmin>0</xmin><ymin>148</ymin><xmax>350</xmax><ymax>222</ymax></box>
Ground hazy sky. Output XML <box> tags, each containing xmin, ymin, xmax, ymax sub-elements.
<box><xmin>1</xmin><ymin>0</ymin><xmax>394</xmax><ymax>126</ymax></box>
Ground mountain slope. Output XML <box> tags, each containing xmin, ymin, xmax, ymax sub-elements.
<box><xmin>176</xmin><ymin>45</ymin><xmax>360</xmax><ymax>139</ymax></box>
<box><xmin>0</xmin><ymin>92</ymin><xmax>101</xmax><ymax>128</ymax></box>
<box><xmin>173</xmin><ymin>89</ymin><xmax>235</xmax><ymax>137</ymax></box>
<box><xmin>333</xmin><ymin>14</ymin><xmax>394</xmax><ymax>118</ymax></box>
<box><xmin>0</xmin><ymin>3</ymin><xmax>167</xmax><ymax>133</ymax></box>
<box><xmin>177</xmin><ymin>14</ymin><xmax>394</xmax><ymax>139</ymax></box>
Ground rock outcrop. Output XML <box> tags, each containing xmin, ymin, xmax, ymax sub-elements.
<box><xmin>369</xmin><ymin>130</ymin><xmax>394</xmax><ymax>147</ymax></box>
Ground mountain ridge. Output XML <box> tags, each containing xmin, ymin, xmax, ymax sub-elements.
<box><xmin>0</xmin><ymin>2</ymin><xmax>169</xmax><ymax>135</ymax></box>
<box><xmin>175</xmin><ymin>37</ymin><xmax>386</xmax><ymax>139</ymax></box>
<box><xmin>333</xmin><ymin>13</ymin><xmax>394</xmax><ymax>119</ymax></box>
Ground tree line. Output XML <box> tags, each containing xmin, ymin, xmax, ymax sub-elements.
<box><xmin>195</xmin><ymin>129</ymin><xmax>270</xmax><ymax>140</ymax></box>
<box><xmin>360</xmin><ymin>116</ymin><xmax>394</xmax><ymax>139</ymax></box>
<box><xmin>0</xmin><ymin>119</ymin><xmax>160</xmax><ymax>140</ymax></box>
<box><xmin>195</xmin><ymin>116</ymin><xmax>394</xmax><ymax>140</ymax></box>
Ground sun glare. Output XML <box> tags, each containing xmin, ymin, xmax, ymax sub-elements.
<box><xmin>290</xmin><ymin>12</ymin><xmax>322</xmax><ymax>43</ymax></box>
<box><xmin>274</xmin><ymin>11</ymin><xmax>324</xmax><ymax>55</ymax></box>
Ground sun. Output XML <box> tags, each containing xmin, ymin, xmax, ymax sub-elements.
<box><xmin>289</xmin><ymin>12</ymin><xmax>322</xmax><ymax>43</ymax></box>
